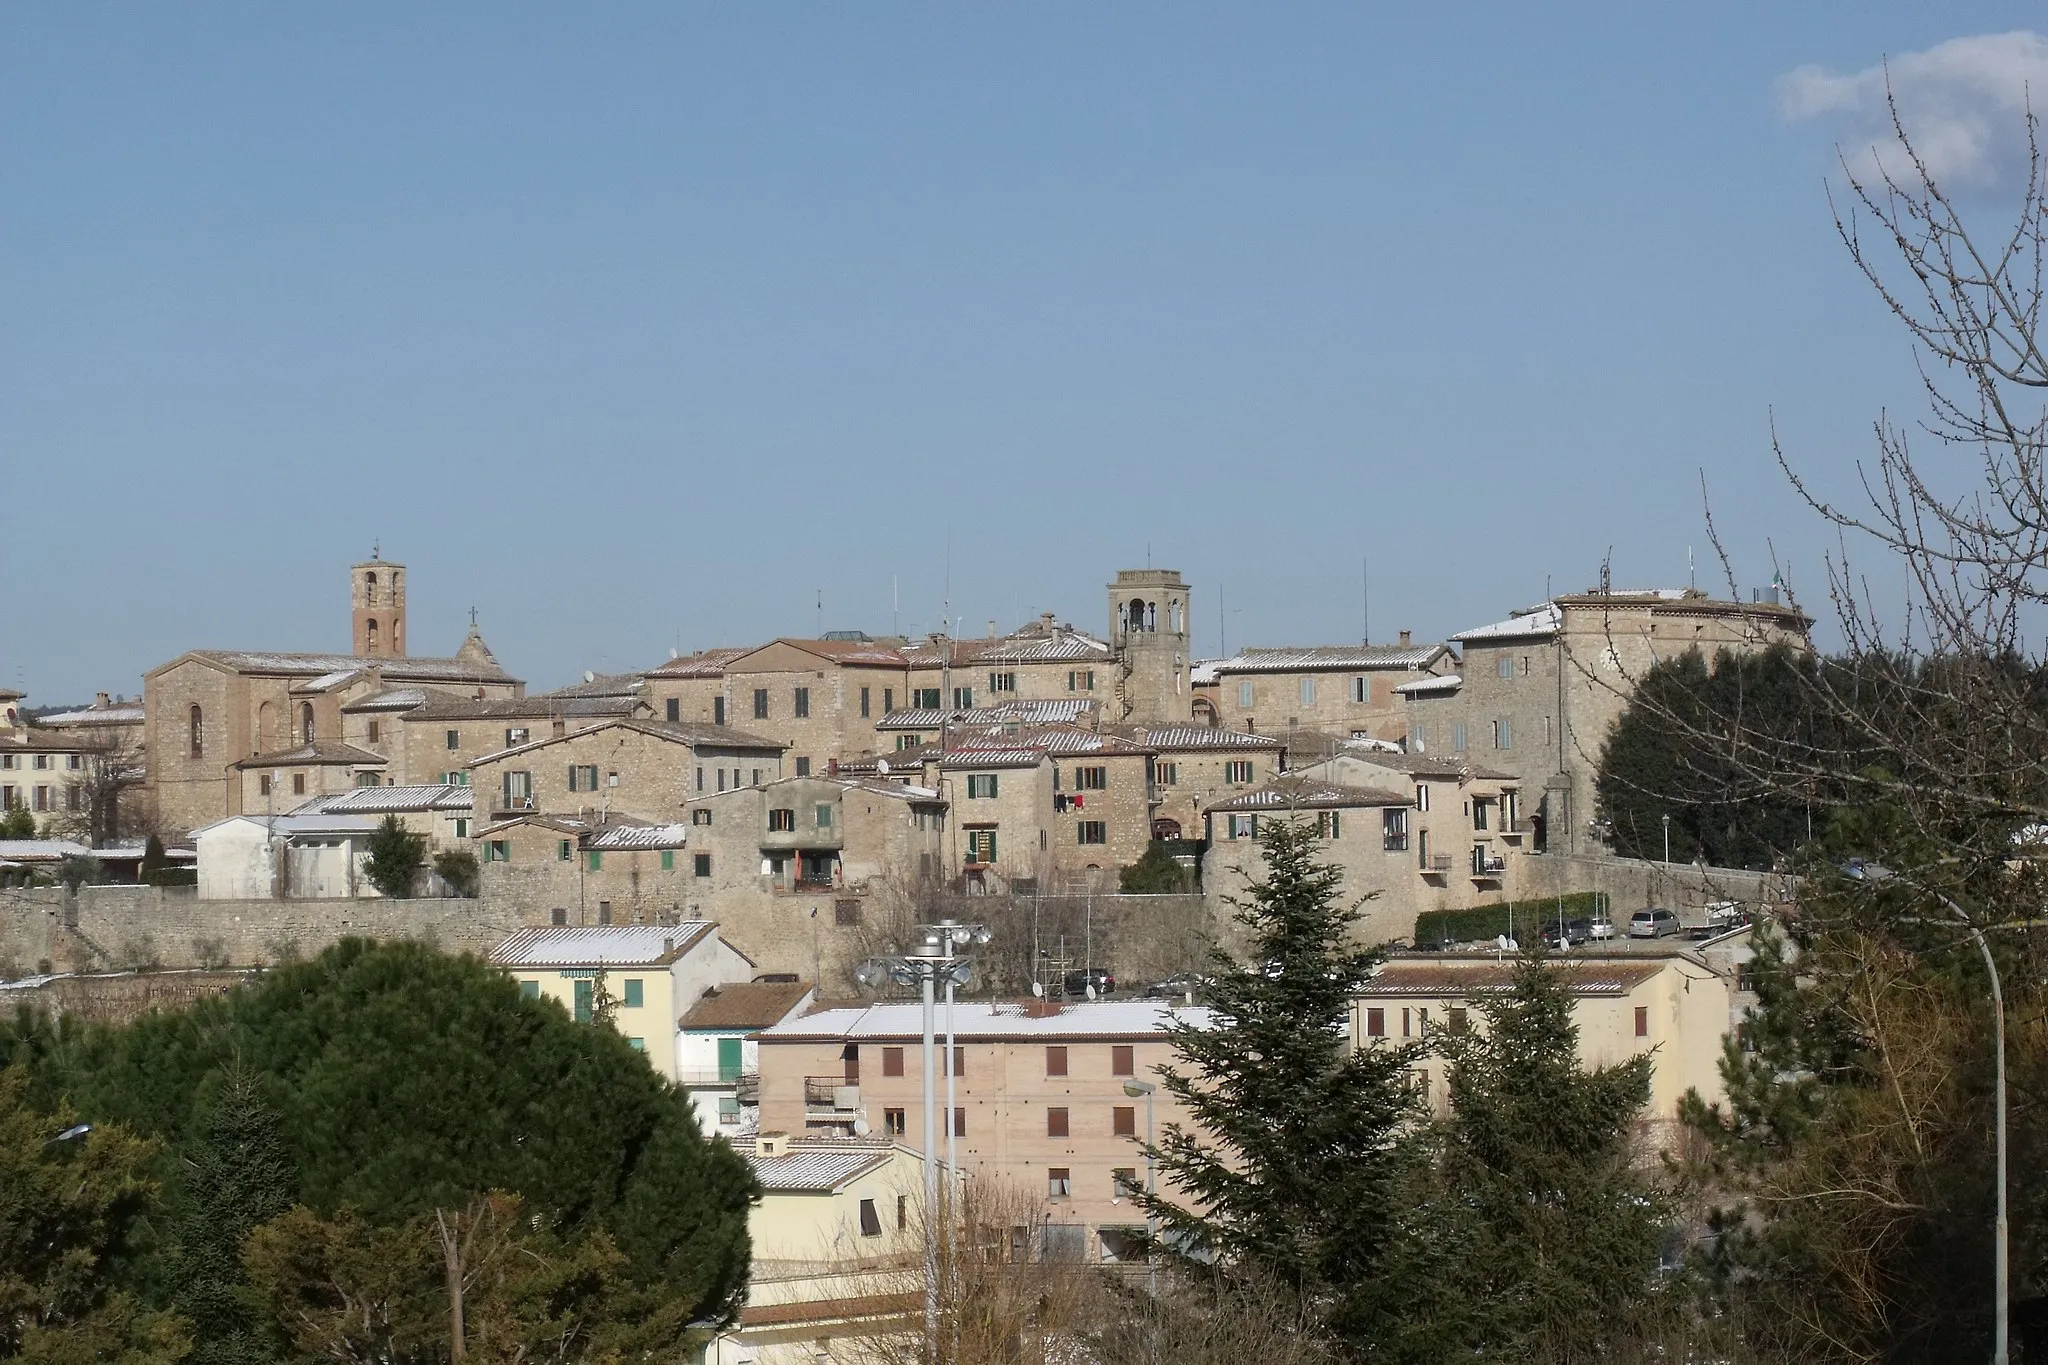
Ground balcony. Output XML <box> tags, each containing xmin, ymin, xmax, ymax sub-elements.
<box><xmin>1498</xmin><ymin>818</ymin><xmax>1535</xmax><ymax>844</ymax></box>
<box><xmin>677</xmin><ymin>1069</ymin><xmax>759</xmax><ymax>1101</ymax></box>
<box><xmin>1420</xmin><ymin>854</ymin><xmax>1453</xmax><ymax>880</ymax></box>
<box><xmin>804</xmin><ymin>1076</ymin><xmax>861</xmax><ymax>1110</ymax></box>
<box><xmin>1470</xmin><ymin>851</ymin><xmax>1508</xmax><ymax>882</ymax></box>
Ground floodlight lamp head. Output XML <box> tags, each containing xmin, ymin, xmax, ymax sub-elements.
<box><xmin>854</xmin><ymin>960</ymin><xmax>885</xmax><ymax>989</ymax></box>
<box><xmin>973</xmin><ymin>927</ymin><xmax>993</xmax><ymax>946</ymax></box>
<box><xmin>951</xmin><ymin>926</ymin><xmax>972</xmax><ymax>947</ymax></box>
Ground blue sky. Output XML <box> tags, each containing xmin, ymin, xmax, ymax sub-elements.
<box><xmin>4</xmin><ymin>4</ymin><xmax>2040</xmax><ymax>698</ymax></box>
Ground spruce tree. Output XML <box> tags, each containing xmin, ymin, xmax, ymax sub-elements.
<box><xmin>1402</xmin><ymin>949</ymin><xmax>1666</xmax><ymax>1360</ymax></box>
<box><xmin>1143</xmin><ymin>817</ymin><xmax>1420</xmax><ymax>1352</ymax></box>
<box><xmin>172</xmin><ymin>1068</ymin><xmax>296</xmax><ymax>1365</ymax></box>
<box><xmin>362</xmin><ymin>815</ymin><xmax>425</xmax><ymax>899</ymax></box>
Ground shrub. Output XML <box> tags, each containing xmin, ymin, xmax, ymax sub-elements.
<box><xmin>1413</xmin><ymin>893</ymin><xmax>1610</xmax><ymax>949</ymax></box>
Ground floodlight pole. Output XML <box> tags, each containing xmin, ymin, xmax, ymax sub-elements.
<box><xmin>919</xmin><ymin>960</ymin><xmax>938</xmax><ymax>1353</ymax></box>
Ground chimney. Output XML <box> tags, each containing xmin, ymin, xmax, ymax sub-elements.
<box><xmin>95</xmin><ymin>692</ymin><xmax>110</xmax><ymax>710</ymax></box>
<box><xmin>1398</xmin><ymin>629</ymin><xmax>1412</xmax><ymax>647</ymax></box>
<box><xmin>757</xmin><ymin>1131</ymin><xmax>789</xmax><ymax>1158</ymax></box>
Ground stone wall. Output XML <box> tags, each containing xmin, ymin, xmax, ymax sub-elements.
<box><xmin>0</xmin><ymin>968</ymin><xmax>257</xmax><ymax>1024</ymax></box>
<box><xmin>0</xmin><ymin>885</ymin><xmax>527</xmax><ymax>979</ymax></box>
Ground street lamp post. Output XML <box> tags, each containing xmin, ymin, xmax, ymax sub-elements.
<box><xmin>1122</xmin><ymin>1079</ymin><xmax>1158</xmax><ymax>1298</ymax></box>
<box><xmin>1661</xmin><ymin>813</ymin><xmax>1670</xmax><ymax>866</ymax></box>
<box><xmin>854</xmin><ymin>918</ymin><xmax>990</xmax><ymax>1362</ymax></box>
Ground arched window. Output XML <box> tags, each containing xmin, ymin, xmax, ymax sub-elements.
<box><xmin>300</xmin><ymin>703</ymin><xmax>315</xmax><ymax>745</ymax></box>
<box><xmin>257</xmin><ymin>700</ymin><xmax>274</xmax><ymax>750</ymax></box>
<box><xmin>366</xmin><ymin>618</ymin><xmax>379</xmax><ymax>653</ymax></box>
<box><xmin>364</xmin><ymin>571</ymin><xmax>377</xmax><ymax>604</ymax></box>
<box><xmin>1145</xmin><ymin>601</ymin><xmax>1157</xmax><ymax>631</ymax></box>
<box><xmin>189</xmin><ymin>705</ymin><xmax>204</xmax><ymax>758</ymax></box>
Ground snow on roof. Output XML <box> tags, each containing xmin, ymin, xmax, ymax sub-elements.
<box><xmin>1393</xmin><ymin>673</ymin><xmax>1462</xmax><ymax>696</ymax></box>
<box><xmin>764</xmin><ymin>998</ymin><xmax>1213</xmax><ymax>1042</ymax></box>
<box><xmin>730</xmin><ymin>1138</ymin><xmax>902</xmax><ymax>1193</ymax></box>
<box><xmin>34</xmin><ymin>705</ymin><xmax>145</xmax><ymax>726</ymax></box>
<box><xmin>1450</xmin><ymin>603</ymin><xmax>1562</xmax><ymax>643</ymax></box>
<box><xmin>588</xmin><ymin>823</ymin><xmax>691</xmax><ymax>851</ymax></box>
<box><xmin>954</xmin><ymin>724</ymin><xmax>1150</xmax><ymax>757</ymax></box>
<box><xmin>648</xmin><ymin>647</ymin><xmax>753</xmax><ymax>679</ymax></box>
<box><xmin>339</xmin><ymin>688</ymin><xmax>431</xmax><ymax>713</ymax></box>
<box><xmin>466</xmin><ymin>718</ymin><xmax>785</xmax><ymax>767</ymax></box>
<box><xmin>490</xmin><ymin>923</ymin><xmax>719</xmax><ymax>967</ymax></box>
<box><xmin>231</xmin><ymin>741</ymin><xmax>389</xmax><ymax>770</ymax></box>
<box><xmin>1208</xmin><ymin>644</ymin><xmax>1448</xmax><ymax>674</ymax></box>
<box><xmin>302</xmin><ymin>784</ymin><xmax>474</xmax><ymax>814</ymax></box>
<box><xmin>1204</xmin><ymin>779</ymin><xmax>1412</xmax><ymax>812</ymax></box>
<box><xmin>902</xmin><ymin>629</ymin><xmax>1112</xmax><ymax>666</ymax></box>
<box><xmin>877</xmin><ymin>699</ymin><xmax>1097</xmax><ymax>730</ymax></box>
<box><xmin>1108</xmin><ymin>724</ymin><xmax>1280</xmax><ymax>751</ymax></box>
<box><xmin>183</xmin><ymin>650</ymin><xmax>517</xmax><ymax>684</ymax></box>
<box><xmin>0</xmin><ymin>839</ymin><xmax>92</xmax><ymax>861</ymax></box>
<box><xmin>1365</xmin><ymin>958</ymin><xmax>1670</xmax><ymax>997</ymax></box>
<box><xmin>189</xmin><ymin>813</ymin><xmax>383</xmax><ymax>838</ymax></box>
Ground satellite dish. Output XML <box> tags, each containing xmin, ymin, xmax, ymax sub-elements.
<box><xmin>669</xmin><ymin>647</ymin><xmax>680</xmax><ymax>659</ymax></box>
<box><xmin>877</xmin><ymin>759</ymin><xmax>890</xmax><ymax>776</ymax></box>
<box><xmin>851</xmin><ymin>1116</ymin><xmax>871</xmax><ymax>1138</ymax></box>
<box><xmin>1031</xmin><ymin>981</ymin><xmax>1044</xmax><ymax>998</ymax></box>
<box><xmin>1086</xmin><ymin>985</ymin><xmax>1098</xmax><ymax>1000</ymax></box>
<box><xmin>583</xmin><ymin>670</ymin><xmax>596</xmax><ymax>683</ymax></box>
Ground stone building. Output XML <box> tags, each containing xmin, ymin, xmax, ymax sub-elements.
<box><xmin>475</xmin><ymin>815</ymin><xmax>695</xmax><ymax>928</ymax></box>
<box><xmin>753</xmin><ymin>998</ymin><xmax>1214</xmax><ymax>1264</ymax></box>
<box><xmin>142</xmin><ymin>557</ymin><xmax>522</xmax><ymax>836</ymax></box>
<box><xmin>1104</xmin><ymin>569</ymin><xmax>1192</xmax><ymax>724</ymax></box>
<box><xmin>373</xmin><ymin>689</ymin><xmax>652</xmax><ymax>787</ymax></box>
<box><xmin>1196</xmin><ymin>636</ymin><xmax>1457</xmax><ymax>745</ymax></box>
<box><xmin>465</xmin><ymin>717</ymin><xmax>786</xmax><ymax>828</ymax></box>
<box><xmin>901</xmin><ymin>615</ymin><xmax>1116</xmax><ymax>712</ymax></box>
<box><xmin>715</xmin><ymin>640</ymin><xmax>915</xmax><ymax>776</ymax></box>
<box><xmin>1</xmin><ymin>690</ymin><xmax>103</xmax><ymax>825</ymax></box>
<box><xmin>1099</xmin><ymin>723</ymin><xmax>1284</xmax><ymax>840</ymax></box>
<box><xmin>1431</xmin><ymin>587</ymin><xmax>1811</xmax><ymax>855</ymax></box>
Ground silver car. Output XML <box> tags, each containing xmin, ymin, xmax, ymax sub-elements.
<box><xmin>1628</xmin><ymin>908</ymin><xmax>1680</xmax><ymax>939</ymax></box>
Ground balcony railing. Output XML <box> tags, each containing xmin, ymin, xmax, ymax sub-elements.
<box><xmin>677</xmin><ymin>1069</ymin><xmax>758</xmax><ymax>1097</ymax></box>
<box><xmin>1422</xmin><ymin>854</ymin><xmax>1453</xmax><ymax>875</ymax></box>
<box><xmin>1470</xmin><ymin>853</ymin><xmax>1508</xmax><ymax>878</ymax></box>
<box><xmin>804</xmin><ymin>1076</ymin><xmax>861</xmax><ymax>1109</ymax></box>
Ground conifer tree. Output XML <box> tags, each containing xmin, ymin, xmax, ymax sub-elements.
<box><xmin>362</xmin><ymin>815</ymin><xmax>426</xmax><ymax>899</ymax></box>
<box><xmin>1143</xmin><ymin>817</ymin><xmax>1420</xmax><ymax>1352</ymax></box>
<box><xmin>171</xmin><ymin>1069</ymin><xmax>296</xmax><ymax>1365</ymax></box>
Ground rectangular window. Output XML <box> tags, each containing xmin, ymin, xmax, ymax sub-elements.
<box><xmin>1367</xmin><ymin>1007</ymin><xmax>1385</xmax><ymax>1037</ymax></box>
<box><xmin>1047</xmin><ymin>1107</ymin><xmax>1069</xmax><ymax>1138</ymax></box>
<box><xmin>597</xmin><ymin>901</ymin><xmax>612</xmax><ymax>926</ymax></box>
<box><xmin>718</xmin><ymin>1096</ymin><xmax>741</xmax><ymax>1123</ymax></box>
<box><xmin>884</xmin><ymin>688</ymin><xmax>894</xmax><ymax>713</ymax></box>
<box><xmin>1498</xmin><ymin>654</ymin><xmax>1515</xmax><ymax>679</ymax></box>
<box><xmin>693</xmin><ymin>853</ymin><xmax>711</xmax><ymax>877</ymax></box>
<box><xmin>1112</xmin><ymin>1045</ymin><xmax>1135</xmax><ymax>1077</ymax></box>
<box><xmin>1226</xmin><ymin>813</ymin><xmax>1256</xmax><ymax>839</ymax></box>
<box><xmin>453</xmin><ymin>818</ymin><xmax>468</xmax><ymax>838</ymax></box>
<box><xmin>1494</xmin><ymin>719</ymin><xmax>1512</xmax><ymax>750</ymax></box>
<box><xmin>815</xmin><ymin>803</ymin><xmax>834</xmax><ymax>828</ymax></box>
<box><xmin>896</xmin><ymin>734</ymin><xmax>923</xmax><ymax>751</ymax></box>
<box><xmin>486</xmin><ymin>840</ymin><xmax>509</xmax><ymax>863</ymax></box>
<box><xmin>587</xmin><ymin>849</ymin><xmax>603</xmax><ymax>871</ymax></box>
<box><xmin>1472</xmin><ymin>798</ymin><xmax>1491</xmax><ymax>831</ymax></box>
<box><xmin>569</xmin><ymin>764</ymin><xmax>598</xmax><ymax>792</ymax></box>
<box><xmin>1155</xmin><ymin>761</ymin><xmax>1178</xmax><ymax>786</ymax></box>
<box><xmin>1316</xmin><ymin>810</ymin><xmax>1342</xmax><ymax>840</ymax></box>
<box><xmin>366</xmin><ymin>720</ymin><xmax>380</xmax><ymax>744</ymax></box>
<box><xmin>793</xmin><ymin>686</ymin><xmax>810</xmax><ymax>718</ymax></box>
<box><xmin>952</xmin><ymin>1108</ymin><xmax>966</xmax><ymax>1137</ymax></box>
<box><xmin>1074</xmin><ymin>766</ymin><xmax>1107</xmax><ymax>790</ymax></box>
<box><xmin>752</xmin><ymin>688</ymin><xmax>770</xmax><ymax>720</ymax></box>
<box><xmin>666</xmin><ymin>698</ymin><xmax>680</xmax><ymax>723</ymax></box>
<box><xmin>1112</xmin><ymin>1105</ymin><xmax>1136</xmax><ymax>1137</ymax></box>
<box><xmin>1383</xmin><ymin>807</ymin><xmax>1409</xmax><ymax>852</ymax></box>
<box><xmin>573</xmin><ymin>979</ymin><xmax>594</xmax><ymax>1024</ymax></box>
<box><xmin>834</xmin><ymin>898</ymin><xmax>862</xmax><ymax>925</ymax></box>
<box><xmin>1048</xmin><ymin>1167</ymin><xmax>1072</xmax><ymax>1199</ymax></box>
<box><xmin>520</xmin><ymin>979</ymin><xmax>540</xmax><ymax>999</ymax></box>
<box><xmin>503</xmin><ymin>770</ymin><xmax>533</xmax><ymax>805</ymax></box>
<box><xmin>291</xmin><ymin>774</ymin><xmax>305</xmax><ymax>796</ymax></box>
<box><xmin>913</xmin><ymin>688</ymin><xmax>941</xmax><ymax>709</ymax></box>
<box><xmin>884</xmin><ymin>1107</ymin><xmax>906</xmax><ymax>1135</ymax></box>
<box><xmin>446</xmin><ymin>729</ymin><xmax>461</xmax><ymax>750</ymax></box>
<box><xmin>32</xmin><ymin>755</ymin><xmax>48</xmax><ymax>771</ymax></box>
<box><xmin>1114</xmin><ymin>1168</ymin><xmax>1140</xmax><ymax>1200</ymax></box>
<box><xmin>794</xmin><ymin>757</ymin><xmax>811</xmax><ymax>777</ymax></box>
<box><xmin>966</xmin><ymin>828</ymin><xmax>998</xmax><ymax>863</ymax></box>
<box><xmin>1046</xmin><ymin>1045</ymin><xmax>1068</xmax><ymax>1076</ymax></box>
<box><xmin>1402</xmin><ymin>1007</ymin><xmax>1412</xmax><ymax>1038</ymax></box>
<box><xmin>1635</xmin><ymin>1006</ymin><xmax>1650</xmax><ymax>1038</ymax></box>
<box><xmin>768</xmin><ymin>808</ymin><xmax>796</xmax><ymax>832</ymax></box>
<box><xmin>1452</xmin><ymin>722</ymin><xmax>1468</xmax><ymax>752</ymax></box>
<box><xmin>258</xmin><ymin>774</ymin><xmax>272</xmax><ymax>796</ymax></box>
<box><xmin>988</xmin><ymin>671</ymin><xmax>1016</xmax><ymax>694</ymax></box>
<box><xmin>966</xmin><ymin>773</ymin><xmax>999</xmax><ymax>799</ymax></box>
<box><xmin>1448</xmin><ymin>1008</ymin><xmax>1469</xmax><ymax>1035</ymax></box>
<box><xmin>505</xmin><ymin>727</ymin><xmax>530</xmax><ymax>747</ymax></box>
<box><xmin>1237</xmin><ymin>680</ymin><xmax>1255</xmax><ymax>709</ymax></box>
<box><xmin>691</xmin><ymin>808</ymin><xmax>711</xmax><ymax>825</ymax></box>
<box><xmin>950</xmin><ymin>1046</ymin><xmax>965</xmax><ymax>1077</ymax></box>
<box><xmin>883</xmin><ymin>1046</ymin><xmax>905</xmax><ymax>1077</ymax></box>
<box><xmin>1416</xmin><ymin>784</ymin><xmax>1430</xmax><ymax>812</ymax></box>
<box><xmin>858</xmin><ymin>1198</ymin><xmax>881</xmax><ymax>1237</ymax></box>
<box><xmin>557</xmin><ymin>839</ymin><xmax>572</xmax><ymax>861</ymax></box>
<box><xmin>1077</xmin><ymin>821</ymin><xmax>1107</xmax><ymax>845</ymax></box>
<box><xmin>622</xmin><ymin>979</ymin><xmax>644</xmax><ymax>1008</ymax></box>
<box><xmin>860</xmin><ymin>686</ymin><xmax>871</xmax><ymax>718</ymax></box>
<box><xmin>1350</xmin><ymin>676</ymin><xmax>1369</xmax><ymax>703</ymax></box>
<box><xmin>952</xmin><ymin>686</ymin><xmax>974</xmax><ymax>710</ymax></box>
<box><xmin>660</xmin><ymin>849</ymin><xmax>674</xmax><ymax>870</ymax></box>
<box><xmin>1299</xmin><ymin>677</ymin><xmax>1316</xmax><ymax>705</ymax></box>
<box><xmin>751</xmin><ymin>769</ymin><xmax>763</xmax><ymax>785</ymax></box>
<box><xmin>713</xmin><ymin>696</ymin><xmax>726</xmax><ymax>725</ymax></box>
<box><xmin>1067</xmin><ymin>670</ymin><xmax>1094</xmax><ymax>692</ymax></box>
<box><xmin>1224</xmin><ymin>760</ymin><xmax>1254</xmax><ymax>784</ymax></box>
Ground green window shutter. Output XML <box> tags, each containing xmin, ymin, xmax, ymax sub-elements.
<box><xmin>661</xmin><ymin>849</ymin><xmax>674</xmax><ymax>870</ymax></box>
<box><xmin>623</xmin><ymin>979</ymin><xmax>644</xmax><ymax>1008</ymax></box>
<box><xmin>718</xmin><ymin>1036</ymin><xmax>744</xmax><ymax>1082</ymax></box>
<box><xmin>588</xmin><ymin>850</ymin><xmax>603</xmax><ymax>872</ymax></box>
<box><xmin>573</xmin><ymin>980</ymin><xmax>594</xmax><ymax>1024</ymax></box>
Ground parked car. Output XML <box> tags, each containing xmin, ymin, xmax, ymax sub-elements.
<box><xmin>1628</xmin><ymin>908</ymin><xmax>1681</xmax><ymax>939</ymax></box>
<box><xmin>1063</xmin><ymin>967</ymin><xmax>1116</xmax><ymax>997</ymax></box>
<box><xmin>1588</xmin><ymin>917</ymin><xmax>1616</xmax><ymax>941</ymax></box>
<box><xmin>1542</xmin><ymin>918</ymin><xmax>1594</xmax><ymax>948</ymax></box>
<box><xmin>1144</xmin><ymin>972</ymin><xmax>1208</xmax><ymax>999</ymax></box>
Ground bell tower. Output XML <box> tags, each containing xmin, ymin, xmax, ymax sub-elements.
<box><xmin>351</xmin><ymin>549</ymin><xmax>407</xmax><ymax>658</ymax></box>
<box><xmin>1107</xmin><ymin>568</ymin><xmax>1190</xmax><ymax>722</ymax></box>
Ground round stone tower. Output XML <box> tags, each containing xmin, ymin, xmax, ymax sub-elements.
<box><xmin>351</xmin><ymin>552</ymin><xmax>406</xmax><ymax>658</ymax></box>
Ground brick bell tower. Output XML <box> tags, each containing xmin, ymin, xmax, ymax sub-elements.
<box><xmin>351</xmin><ymin>548</ymin><xmax>407</xmax><ymax>658</ymax></box>
<box><xmin>1108</xmin><ymin>568</ymin><xmax>1190</xmax><ymax>722</ymax></box>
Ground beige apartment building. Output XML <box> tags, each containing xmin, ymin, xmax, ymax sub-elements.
<box><xmin>0</xmin><ymin>690</ymin><xmax>104</xmax><ymax>825</ymax></box>
<box><xmin>142</xmin><ymin>557</ymin><xmax>523</xmax><ymax>836</ymax></box>
<box><xmin>1197</xmin><ymin>636</ymin><xmax>1457</xmax><ymax>745</ymax></box>
<box><xmin>1426</xmin><ymin>587</ymin><xmax>1812</xmax><ymax>855</ymax></box>
<box><xmin>464</xmin><ymin>717</ymin><xmax>785</xmax><ymax>827</ymax></box>
<box><xmin>1351</xmin><ymin>950</ymin><xmax>1737</xmax><ymax>1132</ymax></box>
<box><xmin>754</xmin><ymin>998</ymin><xmax>1212</xmax><ymax>1263</ymax></box>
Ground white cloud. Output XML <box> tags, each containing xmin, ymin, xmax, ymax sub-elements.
<box><xmin>1778</xmin><ymin>30</ymin><xmax>2048</xmax><ymax>187</ymax></box>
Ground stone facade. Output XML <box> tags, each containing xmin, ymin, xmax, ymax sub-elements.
<box><xmin>1101</xmin><ymin>724</ymin><xmax>1284</xmax><ymax>840</ymax></box>
<box><xmin>1202</xmin><ymin>638</ymin><xmax>1457</xmax><ymax>746</ymax></box>
<box><xmin>716</xmin><ymin>641</ymin><xmax>913</xmax><ymax>774</ymax></box>
<box><xmin>465</xmin><ymin>718</ymin><xmax>786</xmax><ymax>827</ymax></box>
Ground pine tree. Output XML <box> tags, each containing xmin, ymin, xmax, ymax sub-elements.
<box><xmin>1400</xmin><ymin>949</ymin><xmax>1666</xmax><ymax>1361</ymax></box>
<box><xmin>172</xmin><ymin>1069</ymin><xmax>296</xmax><ymax>1365</ymax></box>
<box><xmin>0</xmin><ymin>799</ymin><xmax>35</xmax><ymax>839</ymax></box>
<box><xmin>362</xmin><ymin>814</ymin><xmax>426</xmax><ymax>899</ymax></box>
<box><xmin>1143</xmin><ymin>817</ymin><xmax>1420</xmax><ymax>1352</ymax></box>
<box><xmin>139</xmin><ymin>833</ymin><xmax>169</xmax><ymax>884</ymax></box>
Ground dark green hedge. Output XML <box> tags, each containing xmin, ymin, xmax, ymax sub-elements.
<box><xmin>1413</xmin><ymin>892</ymin><xmax>1611</xmax><ymax>948</ymax></box>
<box><xmin>141</xmin><ymin>868</ymin><xmax>197</xmax><ymax>887</ymax></box>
